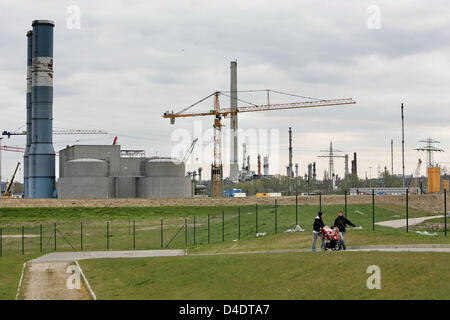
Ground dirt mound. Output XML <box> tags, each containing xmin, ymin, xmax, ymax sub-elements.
<box><xmin>0</xmin><ymin>194</ymin><xmax>446</xmax><ymax>214</ymax></box>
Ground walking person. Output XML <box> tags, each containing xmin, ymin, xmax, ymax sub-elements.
<box><xmin>333</xmin><ymin>211</ymin><xmax>356</xmax><ymax>250</ymax></box>
<box><xmin>312</xmin><ymin>211</ymin><xmax>325</xmax><ymax>252</ymax></box>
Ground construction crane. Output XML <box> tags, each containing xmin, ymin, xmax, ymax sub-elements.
<box><xmin>163</xmin><ymin>91</ymin><xmax>356</xmax><ymax>197</ymax></box>
<box><xmin>410</xmin><ymin>159</ymin><xmax>423</xmax><ymax>193</ymax></box>
<box><xmin>3</xmin><ymin>162</ymin><xmax>20</xmax><ymax>198</ymax></box>
<box><xmin>2</xmin><ymin>129</ymin><xmax>108</xmax><ymax>138</ymax></box>
<box><xmin>182</xmin><ymin>138</ymin><xmax>198</xmax><ymax>163</ymax></box>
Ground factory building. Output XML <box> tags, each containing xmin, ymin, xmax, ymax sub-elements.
<box><xmin>58</xmin><ymin>145</ymin><xmax>192</xmax><ymax>199</ymax></box>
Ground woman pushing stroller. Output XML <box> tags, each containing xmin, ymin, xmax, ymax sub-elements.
<box><xmin>312</xmin><ymin>210</ymin><xmax>357</xmax><ymax>251</ymax></box>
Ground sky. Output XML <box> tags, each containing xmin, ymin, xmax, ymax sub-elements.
<box><xmin>1</xmin><ymin>0</ymin><xmax>450</xmax><ymax>183</ymax></box>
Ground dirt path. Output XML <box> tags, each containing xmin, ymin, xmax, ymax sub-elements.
<box><xmin>375</xmin><ymin>215</ymin><xmax>443</xmax><ymax>228</ymax></box>
<box><xmin>21</xmin><ymin>262</ymin><xmax>90</xmax><ymax>300</ymax></box>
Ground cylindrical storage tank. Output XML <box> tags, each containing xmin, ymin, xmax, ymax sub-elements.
<box><xmin>138</xmin><ymin>158</ymin><xmax>191</xmax><ymax>198</ymax></box>
<box><xmin>144</xmin><ymin>159</ymin><xmax>185</xmax><ymax>177</ymax></box>
<box><xmin>65</xmin><ymin>159</ymin><xmax>109</xmax><ymax>177</ymax></box>
<box><xmin>28</xmin><ymin>20</ymin><xmax>55</xmax><ymax>198</ymax></box>
<box><xmin>23</xmin><ymin>30</ymin><xmax>33</xmax><ymax>198</ymax></box>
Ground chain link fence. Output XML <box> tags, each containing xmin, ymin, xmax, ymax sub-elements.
<box><xmin>0</xmin><ymin>191</ymin><xmax>448</xmax><ymax>257</ymax></box>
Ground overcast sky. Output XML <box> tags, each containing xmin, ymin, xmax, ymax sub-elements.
<box><xmin>1</xmin><ymin>0</ymin><xmax>450</xmax><ymax>183</ymax></box>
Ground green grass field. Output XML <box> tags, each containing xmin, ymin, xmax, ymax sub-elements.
<box><xmin>0</xmin><ymin>203</ymin><xmax>448</xmax><ymax>257</ymax></box>
<box><xmin>79</xmin><ymin>252</ymin><xmax>450</xmax><ymax>299</ymax></box>
<box><xmin>0</xmin><ymin>203</ymin><xmax>448</xmax><ymax>300</ymax></box>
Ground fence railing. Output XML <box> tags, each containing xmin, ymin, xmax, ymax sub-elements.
<box><xmin>0</xmin><ymin>191</ymin><xmax>448</xmax><ymax>257</ymax></box>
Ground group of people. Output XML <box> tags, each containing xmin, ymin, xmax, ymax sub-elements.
<box><xmin>312</xmin><ymin>210</ymin><xmax>357</xmax><ymax>251</ymax></box>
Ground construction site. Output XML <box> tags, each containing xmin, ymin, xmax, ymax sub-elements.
<box><xmin>0</xmin><ymin>21</ymin><xmax>447</xmax><ymax>202</ymax></box>
<box><xmin>1</xmin><ymin>2</ymin><xmax>450</xmax><ymax>306</ymax></box>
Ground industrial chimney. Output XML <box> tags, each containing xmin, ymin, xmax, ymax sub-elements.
<box><xmin>23</xmin><ymin>30</ymin><xmax>33</xmax><ymax>198</ymax></box>
<box><xmin>229</xmin><ymin>61</ymin><xmax>239</xmax><ymax>181</ymax></box>
<box><xmin>351</xmin><ymin>152</ymin><xmax>357</xmax><ymax>176</ymax></box>
<box><xmin>263</xmin><ymin>156</ymin><xmax>269</xmax><ymax>175</ymax></box>
<box><xmin>287</xmin><ymin>127</ymin><xmax>293</xmax><ymax>177</ymax></box>
<box><xmin>313</xmin><ymin>162</ymin><xmax>316</xmax><ymax>181</ymax></box>
<box><xmin>28</xmin><ymin>20</ymin><xmax>56</xmax><ymax>198</ymax></box>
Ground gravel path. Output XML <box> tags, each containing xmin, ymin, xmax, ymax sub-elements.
<box><xmin>29</xmin><ymin>249</ymin><xmax>186</xmax><ymax>263</ymax></box>
<box><xmin>375</xmin><ymin>215</ymin><xmax>443</xmax><ymax>228</ymax></box>
<box><xmin>188</xmin><ymin>245</ymin><xmax>450</xmax><ymax>256</ymax></box>
<box><xmin>22</xmin><ymin>262</ymin><xmax>90</xmax><ymax>300</ymax></box>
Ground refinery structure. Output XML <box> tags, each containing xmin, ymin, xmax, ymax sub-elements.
<box><xmin>1</xmin><ymin>20</ymin><xmax>449</xmax><ymax>199</ymax></box>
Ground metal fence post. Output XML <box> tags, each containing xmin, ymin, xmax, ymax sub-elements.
<box><xmin>275</xmin><ymin>199</ymin><xmax>278</xmax><ymax>234</ymax></box>
<box><xmin>107</xmin><ymin>221</ymin><xmax>110</xmax><ymax>250</ymax></box>
<box><xmin>372</xmin><ymin>189</ymin><xmax>375</xmax><ymax>231</ymax></box>
<box><xmin>185</xmin><ymin>218</ymin><xmax>188</xmax><ymax>247</ymax></box>
<box><xmin>295</xmin><ymin>194</ymin><xmax>298</xmax><ymax>226</ymax></box>
<box><xmin>0</xmin><ymin>227</ymin><xmax>2</xmax><ymax>257</ymax></box>
<box><xmin>54</xmin><ymin>223</ymin><xmax>57</xmax><ymax>251</ymax></box>
<box><xmin>256</xmin><ymin>203</ymin><xmax>258</xmax><ymax>235</ymax></box>
<box><xmin>133</xmin><ymin>220</ymin><xmax>136</xmax><ymax>250</ymax></box>
<box><xmin>345</xmin><ymin>190</ymin><xmax>348</xmax><ymax>218</ymax></box>
<box><xmin>161</xmin><ymin>219</ymin><xmax>163</xmax><ymax>248</ymax></box>
<box><xmin>445</xmin><ymin>189</ymin><xmax>447</xmax><ymax>236</ymax></box>
<box><xmin>208</xmin><ymin>214</ymin><xmax>210</xmax><ymax>244</ymax></box>
<box><xmin>222</xmin><ymin>211</ymin><xmax>225</xmax><ymax>242</ymax></box>
<box><xmin>80</xmin><ymin>222</ymin><xmax>83</xmax><ymax>251</ymax></box>
<box><xmin>319</xmin><ymin>192</ymin><xmax>322</xmax><ymax>211</ymax></box>
<box><xmin>406</xmin><ymin>189</ymin><xmax>409</xmax><ymax>233</ymax></box>
<box><xmin>193</xmin><ymin>216</ymin><xmax>196</xmax><ymax>245</ymax></box>
<box><xmin>238</xmin><ymin>207</ymin><xmax>241</xmax><ymax>240</ymax></box>
<box><xmin>22</xmin><ymin>226</ymin><xmax>24</xmax><ymax>255</ymax></box>
<box><xmin>40</xmin><ymin>224</ymin><xmax>43</xmax><ymax>253</ymax></box>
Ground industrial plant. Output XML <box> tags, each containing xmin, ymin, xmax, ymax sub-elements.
<box><xmin>0</xmin><ymin>19</ymin><xmax>448</xmax><ymax>199</ymax></box>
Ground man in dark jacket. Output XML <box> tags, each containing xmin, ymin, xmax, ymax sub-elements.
<box><xmin>312</xmin><ymin>211</ymin><xmax>325</xmax><ymax>252</ymax></box>
<box><xmin>333</xmin><ymin>211</ymin><xmax>356</xmax><ymax>250</ymax></box>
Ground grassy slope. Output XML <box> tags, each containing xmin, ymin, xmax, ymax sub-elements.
<box><xmin>0</xmin><ymin>254</ymin><xmax>38</xmax><ymax>300</ymax></box>
<box><xmin>80</xmin><ymin>252</ymin><xmax>450</xmax><ymax>300</ymax></box>
<box><xmin>0</xmin><ymin>204</ymin><xmax>448</xmax><ymax>300</ymax></box>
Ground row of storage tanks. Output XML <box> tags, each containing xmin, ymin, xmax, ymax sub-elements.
<box><xmin>59</xmin><ymin>156</ymin><xmax>192</xmax><ymax>199</ymax></box>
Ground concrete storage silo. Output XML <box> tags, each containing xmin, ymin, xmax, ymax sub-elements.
<box><xmin>138</xmin><ymin>158</ymin><xmax>192</xmax><ymax>198</ymax></box>
<box><xmin>28</xmin><ymin>20</ymin><xmax>56</xmax><ymax>198</ymax></box>
<box><xmin>58</xmin><ymin>159</ymin><xmax>114</xmax><ymax>198</ymax></box>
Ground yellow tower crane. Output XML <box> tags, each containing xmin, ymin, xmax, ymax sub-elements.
<box><xmin>163</xmin><ymin>90</ymin><xmax>356</xmax><ymax>197</ymax></box>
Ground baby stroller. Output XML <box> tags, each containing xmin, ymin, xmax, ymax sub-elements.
<box><xmin>321</xmin><ymin>226</ymin><xmax>342</xmax><ymax>251</ymax></box>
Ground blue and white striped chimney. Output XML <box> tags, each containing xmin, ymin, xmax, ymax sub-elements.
<box><xmin>28</xmin><ymin>20</ymin><xmax>56</xmax><ymax>198</ymax></box>
<box><xmin>23</xmin><ymin>30</ymin><xmax>33</xmax><ymax>198</ymax></box>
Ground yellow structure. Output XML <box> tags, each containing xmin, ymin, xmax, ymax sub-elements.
<box><xmin>427</xmin><ymin>167</ymin><xmax>441</xmax><ymax>193</ymax></box>
<box><xmin>443</xmin><ymin>180</ymin><xmax>449</xmax><ymax>191</ymax></box>
<box><xmin>256</xmin><ymin>193</ymin><xmax>268</xmax><ymax>197</ymax></box>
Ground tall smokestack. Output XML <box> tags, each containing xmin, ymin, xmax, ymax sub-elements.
<box><xmin>229</xmin><ymin>61</ymin><xmax>239</xmax><ymax>181</ymax></box>
<box><xmin>351</xmin><ymin>152</ymin><xmax>357</xmax><ymax>176</ymax></box>
<box><xmin>313</xmin><ymin>162</ymin><xmax>316</xmax><ymax>181</ymax></box>
<box><xmin>24</xmin><ymin>30</ymin><xmax>33</xmax><ymax>198</ymax></box>
<box><xmin>288</xmin><ymin>127</ymin><xmax>293</xmax><ymax>177</ymax></box>
<box><xmin>257</xmin><ymin>154</ymin><xmax>261</xmax><ymax>176</ymax></box>
<box><xmin>263</xmin><ymin>156</ymin><xmax>269</xmax><ymax>175</ymax></box>
<box><xmin>344</xmin><ymin>154</ymin><xmax>349</xmax><ymax>178</ymax></box>
<box><xmin>29</xmin><ymin>20</ymin><xmax>56</xmax><ymax>198</ymax></box>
